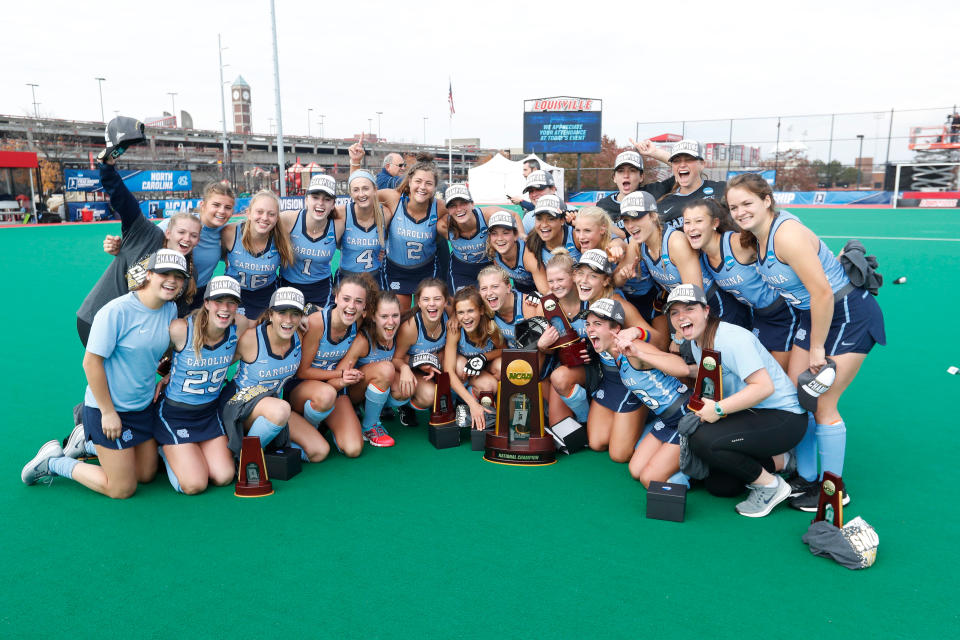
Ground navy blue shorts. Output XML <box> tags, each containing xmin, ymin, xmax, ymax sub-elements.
<box><xmin>240</xmin><ymin>283</ymin><xmax>278</xmax><ymax>321</ymax></box>
<box><xmin>623</xmin><ymin>288</ymin><xmax>659</xmax><ymax>322</ymax></box>
<box><xmin>709</xmin><ymin>287</ymin><xmax>752</xmax><ymax>330</ymax></box>
<box><xmin>384</xmin><ymin>257</ymin><xmax>438</xmax><ymax>295</ymax></box>
<box><xmin>751</xmin><ymin>298</ymin><xmax>799</xmax><ymax>354</ymax></box>
<box><xmin>794</xmin><ymin>287</ymin><xmax>885</xmax><ymax>355</ymax></box>
<box><xmin>155</xmin><ymin>397</ymin><xmax>226</xmax><ymax>445</ymax></box>
<box><xmin>280</xmin><ymin>277</ymin><xmax>331</xmax><ymax>308</ymax></box>
<box><xmin>450</xmin><ymin>256</ymin><xmax>492</xmax><ymax>293</ymax></box>
<box><xmin>592</xmin><ymin>373</ymin><xmax>643</xmax><ymax>413</ymax></box>
<box><xmin>647</xmin><ymin>405</ymin><xmax>687</xmax><ymax>445</ymax></box>
<box><xmin>83</xmin><ymin>403</ymin><xmax>156</xmax><ymax>450</ymax></box>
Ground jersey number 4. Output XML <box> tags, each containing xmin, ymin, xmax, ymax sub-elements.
<box><xmin>356</xmin><ymin>249</ymin><xmax>375</xmax><ymax>270</ymax></box>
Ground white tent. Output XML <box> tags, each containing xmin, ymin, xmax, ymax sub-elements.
<box><xmin>467</xmin><ymin>153</ymin><xmax>565</xmax><ymax>204</ymax></box>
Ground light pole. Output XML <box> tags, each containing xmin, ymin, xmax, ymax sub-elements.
<box><xmin>319</xmin><ymin>115</ymin><xmax>325</xmax><ymax>138</ymax></box>
<box><xmin>95</xmin><ymin>77</ymin><xmax>106</xmax><ymax>122</ymax></box>
<box><xmin>217</xmin><ymin>33</ymin><xmax>230</xmax><ymax>176</ymax></box>
<box><xmin>26</xmin><ymin>83</ymin><xmax>39</xmax><ymax>118</ymax></box>
<box><xmin>856</xmin><ymin>134</ymin><xmax>865</xmax><ymax>190</ymax></box>
<box><xmin>269</xmin><ymin>0</ymin><xmax>286</xmax><ymax>196</ymax></box>
<box><xmin>308</xmin><ymin>108</ymin><xmax>313</xmax><ymax>137</ymax></box>
<box><xmin>423</xmin><ymin>116</ymin><xmax>428</xmax><ymax>145</ymax></box>
<box><xmin>376</xmin><ymin>111</ymin><xmax>382</xmax><ymax>141</ymax></box>
<box><xmin>368</xmin><ymin>118</ymin><xmax>373</xmax><ymax>141</ymax></box>
<box><xmin>167</xmin><ymin>92</ymin><xmax>178</xmax><ymax>125</ymax></box>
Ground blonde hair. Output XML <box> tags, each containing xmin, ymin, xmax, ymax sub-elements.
<box><xmin>477</xmin><ymin>264</ymin><xmax>511</xmax><ymax>287</ymax></box>
<box><xmin>160</xmin><ymin>212</ymin><xmax>199</xmax><ymax>304</ymax></box>
<box><xmin>573</xmin><ymin>205</ymin><xmax>615</xmax><ymax>251</ymax></box>
<box><xmin>242</xmin><ymin>190</ymin><xmax>294</xmax><ymax>267</ymax></box>
<box><xmin>453</xmin><ymin>286</ymin><xmax>503</xmax><ymax>349</ymax></box>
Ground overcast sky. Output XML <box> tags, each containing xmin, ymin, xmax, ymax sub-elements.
<box><xmin>3</xmin><ymin>0</ymin><xmax>958</xmax><ymax>163</ymax></box>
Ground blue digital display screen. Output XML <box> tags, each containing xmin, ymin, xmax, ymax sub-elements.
<box><xmin>523</xmin><ymin>111</ymin><xmax>602</xmax><ymax>154</ymax></box>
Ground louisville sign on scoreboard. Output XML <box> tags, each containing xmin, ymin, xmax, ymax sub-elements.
<box><xmin>523</xmin><ymin>97</ymin><xmax>602</xmax><ymax>154</ymax></box>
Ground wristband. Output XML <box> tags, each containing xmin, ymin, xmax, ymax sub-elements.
<box><xmin>633</xmin><ymin>326</ymin><xmax>651</xmax><ymax>343</ymax></box>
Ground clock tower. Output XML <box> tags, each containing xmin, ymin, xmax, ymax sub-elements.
<box><xmin>231</xmin><ymin>76</ymin><xmax>251</xmax><ymax>134</ymax></box>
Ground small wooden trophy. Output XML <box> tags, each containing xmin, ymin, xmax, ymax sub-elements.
<box><xmin>429</xmin><ymin>371</ymin><xmax>459</xmax><ymax>448</ymax></box>
<box><xmin>813</xmin><ymin>471</ymin><xmax>845</xmax><ymax>527</ymax></box>
<box><xmin>484</xmin><ymin>349</ymin><xmax>556</xmax><ymax>465</ymax></box>
<box><xmin>235</xmin><ymin>436</ymin><xmax>274</xmax><ymax>497</ymax></box>
<box><xmin>540</xmin><ymin>294</ymin><xmax>588</xmax><ymax>368</ymax></box>
<box><xmin>687</xmin><ymin>349</ymin><xmax>723</xmax><ymax>411</ymax></box>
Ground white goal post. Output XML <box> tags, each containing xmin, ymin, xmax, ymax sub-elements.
<box><xmin>891</xmin><ymin>161</ymin><xmax>960</xmax><ymax>209</ymax></box>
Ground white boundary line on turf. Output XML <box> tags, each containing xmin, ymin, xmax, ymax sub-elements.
<box><xmin>820</xmin><ymin>235</ymin><xmax>960</xmax><ymax>242</ymax></box>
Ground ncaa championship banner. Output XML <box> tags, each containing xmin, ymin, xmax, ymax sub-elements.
<box><xmin>65</xmin><ymin>169</ymin><xmax>193</xmax><ymax>193</ymax></box>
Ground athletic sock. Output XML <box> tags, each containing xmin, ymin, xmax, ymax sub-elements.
<box><xmin>48</xmin><ymin>456</ymin><xmax>78</xmax><ymax>479</ymax></box>
<box><xmin>667</xmin><ymin>471</ymin><xmax>690</xmax><ymax>488</ymax></box>
<box><xmin>816</xmin><ymin>420</ymin><xmax>846</xmax><ymax>478</ymax></box>
<box><xmin>796</xmin><ymin>413</ymin><xmax>818</xmax><ymax>482</ymax></box>
<box><xmin>781</xmin><ymin>451</ymin><xmax>791</xmax><ymax>472</ymax></box>
<box><xmin>84</xmin><ymin>440</ymin><xmax>97</xmax><ymax>456</ymax></box>
<box><xmin>762</xmin><ymin>476</ymin><xmax>780</xmax><ymax>488</ymax></box>
<box><xmin>157</xmin><ymin>449</ymin><xmax>182</xmax><ymax>494</ymax></box>
<box><xmin>303</xmin><ymin>400</ymin><xmax>334</xmax><ymax>427</ymax></box>
<box><xmin>560</xmin><ymin>384</ymin><xmax>589</xmax><ymax>423</ymax></box>
<box><xmin>386</xmin><ymin>394</ymin><xmax>409</xmax><ymax>408</ymax></box>
<box><xmin>362</xmin><ymin>384</ymin><xmax>390</xmax><ymax>431</ymax></box>
<box><xmin>248</xmin><ymin>416</ymin><xmax>284</xmax><ymax>447</ymax></box>
<box><xmin>289</xmin><ymin>442</ymin><xmax>310</xmax><ymax>462</ymax></box>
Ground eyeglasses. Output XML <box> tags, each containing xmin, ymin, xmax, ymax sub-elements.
<box><xmin>394</xmin><ymin>162</ymin><xmax>406</xmax><ymax>168</ymax></box>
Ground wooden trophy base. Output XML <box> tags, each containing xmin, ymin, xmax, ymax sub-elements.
<box><xmin>556</xmin><ymin>339</ymin><xmax>587</xmax><ymax>368</ymax></box>
<box><xmin>484</xmin><ymin>433</ymin><xmax>556</xmax><ymax>466</ymax></box>
<box><xmin>235</xmin><ymin>435</ymin><xmax>274</xmax><ymax>497</ymax></box>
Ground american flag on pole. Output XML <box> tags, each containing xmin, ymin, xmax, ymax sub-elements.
<box><xmin>448</xmin><ymin>79</ymin><xmax>455</xmax><ymax>116</ymax></box>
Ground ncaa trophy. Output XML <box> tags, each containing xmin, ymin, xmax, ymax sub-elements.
<box><xmin>687</xmin><ymin>349</ymin><xmax>723</xmax><ymax>411</ymax></box>
<box><xmin>235</xmin><ymin>436</ymin><xmax>274</xmax><ymax>497</ymax></box>
<box><xmin>484</xmin><ymin>349</ymin><xmax>556</xmax><ymax>465</ymax></box>
<box><xmin>813</xmin><ymin>471</ymin><xmax>846</xmax><ymax>528</ymax></box>
<box><xmin>540</xmin><ymin>294</ymin><xmax>588</xmax><ymax>368</ymax></box>
<box><xmin>429</xmin><ymin>370</ymin><xmax>460</xmax><ymax>449</ymax></box>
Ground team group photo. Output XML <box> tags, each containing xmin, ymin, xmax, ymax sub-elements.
<box><xmin>2</xmin><ymin>1</ymin><xmax>956</xmax><ymax>638</ymax></box>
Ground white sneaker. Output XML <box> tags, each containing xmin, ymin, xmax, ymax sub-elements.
<box><xmin>21</xmin><ymin>440</ymin><xmax>65</xmax><ymax>485</ymax></box>
<box><xmin>736</xmin><ymin>476</ymin><xmax>791</xmax><ymax>518</ymax></box>
<box><xmin>63</xmin><ymin>424</ymin><xmax>87</xmax><ymax>459</ymax></box>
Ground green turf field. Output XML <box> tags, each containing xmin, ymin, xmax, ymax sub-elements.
<box><xmin>1</xmin><ymin>208</ymin><xmax>957</xmax><ymax>639</ymax></box>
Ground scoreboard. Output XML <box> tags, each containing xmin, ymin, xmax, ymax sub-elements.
<box><xmin>523</xmin><ymin>97</ymin><xmax>602</xmax><ymax>154</ymax></box>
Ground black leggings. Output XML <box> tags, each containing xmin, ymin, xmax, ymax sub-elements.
<box><xmin>77</xmin><ymin>317</ymin><xmax>92</xmax><ymax>347</ymax></box>
<box><xmin>689</xmin><ymin>408</ymin><xmax>806</xmax><ymax>485</ymax></box>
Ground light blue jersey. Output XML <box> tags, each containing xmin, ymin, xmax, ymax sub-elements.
<box><xmin>309</xmin><ymin>307</ymin><xmax>358</xmax><ymax>370</ymax></box>
<box><xmin>356</xmin><ymin>329</ymin><xmax>396</xmax><ymax>366</ymax></box>
<box><xmin>615</xmin><ymin>354</ymin><xmax>687</xmax><ymax>414</ymax></box>
<box><xmin>641</xmin><ymin>225</ymin><xmax>714</xmax><ymax>294</ymax></box>
<box><xmin>280</xmin><ymin>210</ymin><xmax>337</xmax><ymax>284</ymax></box>
<box><xmin>702</xmin><ymin>231</ymin><xmax>780</xmax><ymax>309</ymax></box>
<box><xmin>409</xmin><ymin>311</ymin><xmax>447</xmax><ymax>356</ymax></box>
<box><xmin>158</xmin><ymin>218</ymin><xmax>221</xmax><ymax>287</ymax></box>
<box><xmin>224</xmin><ymin>223</ymin><xmax>280</xmax><ymax>291</ymax></box>
<box><xmin>493</xmin><ymin>239</ymin><xmax>536</xmax><ymax>294</ymax></box>
<box><xmin>449</xmin><ymin>207</ymin><xmax>490</xmax><ymax>265</ymax></box>
<box><xmin>539</xmin><ymin>225</ymin><xmax>581</xmax><ymax>265</ymax></box>
<box><xmin>84</xmin><ymin>292</ymin><xmax>177</xmax><ymax>412</ymax></box>
<box><xmin>621</xmin><ymin>257</ymin><xmax>655</xmax><ymax>297</ymax></box>
<box><xmin>493</xmin><ymin>291</ymin><xmax>525</xmax><ymax>348</ymax></box>
<box><xmin>166</xmin><ymin>316</ymin><xmax>238</xmax><ymax>405</ymax></box>
<box><xmin>458</xmin><ymin>327</ymin><xmax>495</xmax><ymax>356</ymax></box>
<box><xmin>690</xmin><ymin>322</ymin><xmax>803</xmax><ymax>413</ymax></box>
<box><xmin>756</xmin><ymin>212</ymin><xmax>849</xmax><ymax>310</ymax></box>
<box><xmin>340</xmin><ymin>201</ymin><xmax>384</xmax><ymax>274</ymax></box>
<box><xmin>233</xmin><ymin>323</ymin><xmax>302</xmax><ymax>394</ymax></box>
<box><xmin>386</xmin><ymin>195</ymin><xmax>438</xmax><ymax>268</ymax></box>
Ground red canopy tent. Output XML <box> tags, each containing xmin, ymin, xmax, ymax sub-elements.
<box><xmin>0</xmin><ymin>151</ymin><xmax>39</xmax><ymax>218</ymax></box>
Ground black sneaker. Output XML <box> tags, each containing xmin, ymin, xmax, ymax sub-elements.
<box><xmin>380</xmin><ymin>407</ymin><xmax>397</xmax><ymax>422</ymax></box>
<box><xmin>398</xmin><ymin>404</ymin><xmax>419</xmax><ymax>428</ymax></box>
<box><xmin>788</xmin><ymin>476</ymin><xmax>818</xmax><ymax>498</ymax></box>
<box><xmin>788</xmin><ymin>480</ymin><xmax>851</xmax><ymax>512</ymax></box>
